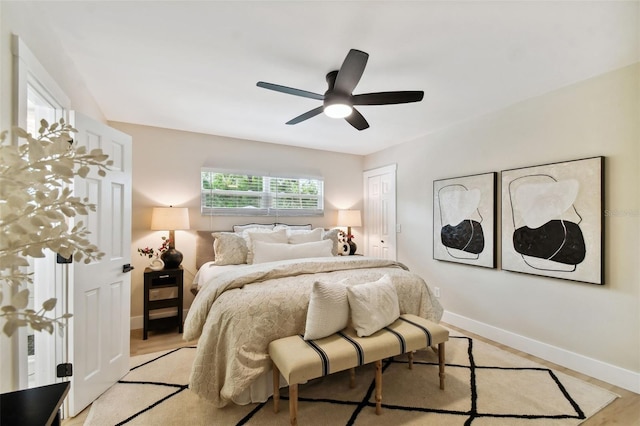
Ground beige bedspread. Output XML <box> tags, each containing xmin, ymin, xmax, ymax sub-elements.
<box><xmin>183</xmin><ymin>256</ymin><xmax>443</xmax><ymax>407</ymax></box>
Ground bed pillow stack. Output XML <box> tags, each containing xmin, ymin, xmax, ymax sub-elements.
<box><xmin>303</xmin><ymin>274</ymin><xmax>400</xmax><ymax>340</ymax></box>
<box><xmin>211</xmin><ymin>225</ymin><xmax>343</xmax><ymax>266</ymax></box>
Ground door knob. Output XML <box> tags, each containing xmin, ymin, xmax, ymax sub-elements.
<box><xmin>381</xmin><ymin>240</ymin><xmax>385</xmax><ymax>243</ymax></box>
<box><xmin>122</xmin><ymin>264</ymin><xmax>135</xmax><ymax>273</ymax></box>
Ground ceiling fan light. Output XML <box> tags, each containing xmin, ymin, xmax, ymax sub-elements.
<box><xmin>324</xmin><ymin>103</ymin><xmax>353</xmax><ymax>119</ymax></box>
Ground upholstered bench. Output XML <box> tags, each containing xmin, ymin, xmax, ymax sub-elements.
<box><xmin>268</xmin><ymin>314</ymin><xmax>449</xmax><ymax>425</ymax></box>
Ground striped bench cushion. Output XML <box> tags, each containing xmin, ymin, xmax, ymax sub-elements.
<box><xmin>269</xmin><ymin>314</ymin><xmax>449</xmax><ymax>385</ymax></box>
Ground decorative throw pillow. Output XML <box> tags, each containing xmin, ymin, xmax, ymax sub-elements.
<box><xmin>244</xmin><ymin>228</ymin><xmax>288</xmax><ymax>264</ymax></box>
<box><xmin>211</xmin><ymin>232</ymin><xmax>248</xmax><ymax>265</ymax></box>
<box><xmin>322</xmin><ymin>228</ymin><xmax>341</xmax><ymax>256</ymax></box>
<box><xmin>287</xmin><ymin>228</ymin><xmax>323</xmax><ymax>244</ymax></box>
<box><xmin>304</xmin><ymin>280</ymin><xmax>349</xmax><ymax>340</ymax></box>
<box><xmin>347</xmin><ymin>275</ymin><xmax>400</xmax><ymax>337</ymax></box>
<box><xmin>252</xmin><ymin>239</ymin><xmax>333</xmax><ymax>264</ymax></box>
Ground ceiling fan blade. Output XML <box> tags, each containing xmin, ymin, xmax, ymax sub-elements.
<box><xmin>352</xmin><ymin>91</ymin><xmax>424</xmax><ymax>105</ymax></box>
<box><xmin>334</xmin><ymin>49</ymin><xmax>369</xmax><ymax>94</ymax></box>
<box><xmin>257</xmin><ymin>81</ymin><xmax>324</xmax><ymax>101</ymax></box>
<box><xmin>286</xmin><ymin>106</ymin><xmax>324</xmax><ymax>125</ymax></box>
<box><xmin>345</xmin><ymin>108</ymin><xmax>369</xmax><ymax>131</ymax></box>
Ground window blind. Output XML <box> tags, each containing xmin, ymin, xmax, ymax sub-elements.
<box><xmin>201</xmin><ymin>169</ymin><xmax>324</xmax><ymax>217</ymax></box>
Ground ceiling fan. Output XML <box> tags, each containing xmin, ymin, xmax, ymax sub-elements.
<box><xmin>256</xmin><ymin>49</ymin><xmax>424</xmax><ymax>131</ymax></box>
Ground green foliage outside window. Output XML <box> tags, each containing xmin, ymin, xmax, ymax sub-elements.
<box><xmin>201</xmin><ymin>170</ymin><xmax>323</xmax><ymax>216</ymax></box>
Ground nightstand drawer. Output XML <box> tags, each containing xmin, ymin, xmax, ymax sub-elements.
<box><xmin>149</xmin><ymin>274</ymin><xmax>179</xmax><ymax>287</ymax></box>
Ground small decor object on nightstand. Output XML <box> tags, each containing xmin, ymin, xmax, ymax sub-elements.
<box><xmin>150</xmin><ymin>206</ymin><xmax>190</xmax><ymax>268</ymax></box>
<box><xmin>338</xmin><ymin>231</ymin><xmax>350</xmax><ymax>255</ymax></box>
<box><xmin>338</xmin><ymin>209</ymin><xmax>362</xmax><ymax>255</ymax></box>
<box><xmin>137</xmin><ymin>237</ymin><xmax>170</xmax><ymax>271</ymax></box>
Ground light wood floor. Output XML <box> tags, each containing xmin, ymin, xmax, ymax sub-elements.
<box><xmin>65</xmin><ymin>326</ymin><xmax>638</xmax><ymax>425</ymax></box>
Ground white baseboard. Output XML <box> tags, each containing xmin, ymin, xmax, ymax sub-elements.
<box><xmin>442</xmin><ymin>310</ymin><xmax>640</xmax><ymax>394</ymax></box>
<box><xmin>130</xmin><ymin>308</ymin><xmax>189</xmax><ymax>331</ymax></box>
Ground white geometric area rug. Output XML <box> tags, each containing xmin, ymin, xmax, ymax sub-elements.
<box><xmin>85</xmin><ymin>332</ymin><xmax>617</xmax><ymax>425</ymax></box>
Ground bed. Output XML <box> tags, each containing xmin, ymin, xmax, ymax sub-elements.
<box><xmin>183</xmin><ymin>225</ymin><xmax>444</xmax><ymax>407</ymax></box>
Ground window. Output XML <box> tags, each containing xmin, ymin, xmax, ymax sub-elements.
<box><xmin>201</xmin><ymin>169</ymin><xmax>324</xmax><ymax>216</ymax></box>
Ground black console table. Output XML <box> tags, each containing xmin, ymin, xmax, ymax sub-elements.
<box><xmin>1</xmin><ymin>381</ymin><xmax>70</xmax><ymax>425</ymax></box>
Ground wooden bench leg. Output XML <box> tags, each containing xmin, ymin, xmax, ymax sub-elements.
<box><xmin>289</xmin><ymin>383</ymin><xmax>298</xmax><ymax>426</ymax></box>
<box><xmin>408</xmin><ymin>351</ymin><xmax>414</xmax><ymax>369</ymax></box>
<box><xmin>272</xmin><ymin>364</ymin><xmax>280</xmax><ymax>413</ymax></box>
<box><xmin>349</xmin><ymin>367</ymin><xmax>356</xmax><ymax>388</ymax></box>
<box><xmin>375</xmin><ymin>360</ymin><xmax>382</xmax><ymax>415</ymax></box>
<box><xmin>438</xmin><ymin>342</ymin><xmax>446</xmax><ymax>390</ymax></box>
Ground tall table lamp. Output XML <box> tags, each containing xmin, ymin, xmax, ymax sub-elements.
<box><xmin>337</xmin><ymin>209</ymin><xmax>362</xmax><ymax>255</ymax></box>
<box><xmin>151</xmin><ymin>206</ymin><xmax>190</xmax><ymax>269</ymax></box>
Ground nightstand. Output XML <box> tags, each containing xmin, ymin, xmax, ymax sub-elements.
<box><xmin>143</xmin><ymin>266</ymin><xmax>184</xmax><ymax>340</ymax></box>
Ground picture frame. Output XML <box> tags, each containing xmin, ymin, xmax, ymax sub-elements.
<box><xmin>501</xmin><ymin>156</ymin><xmax>604</xmax><ymax>285</ymax></box>
<box><xmin>433</xmin><ymin>172</ymin><xmax>497</xmax><ymax>268</ymax></box>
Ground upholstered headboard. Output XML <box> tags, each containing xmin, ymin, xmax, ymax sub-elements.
<box><xmin>196</xmin><ymin>231</ymin><xmax>217</xmax><ymax>270</ymax></box>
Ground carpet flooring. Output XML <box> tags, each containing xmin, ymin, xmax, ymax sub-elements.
<box><xmin>85</xmin><ymin>331</ymin><xmax>617</xmax><ymax>425</ymax></box>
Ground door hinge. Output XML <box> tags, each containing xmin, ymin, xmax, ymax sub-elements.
<box><xmin>56</xmin><ymin>363</ymin><xmax>73</xmax><ymax>378</ymax></box>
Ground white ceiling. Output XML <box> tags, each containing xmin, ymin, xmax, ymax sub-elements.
<box><xmin>33</xmin><ymin>1</ymin><xmax>638</xmax><ymax>155</ymax></box>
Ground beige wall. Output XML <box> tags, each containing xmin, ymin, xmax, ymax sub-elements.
<box><xmin>365</xmin><ymin>64</ymin><xmax>640</xmax><ymax>383</ymax></box>
<box><xmin>109</xmin><ymin>122</ymin><xmax>364</xmax><ymax>322</ymax></box>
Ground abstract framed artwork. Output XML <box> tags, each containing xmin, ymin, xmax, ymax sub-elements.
<box><xmin>501</xmin><ymin>156</ymin><xmax>604</xmax><ymax>285</ymax></box>
<box><xmin>433</xmin><ymin>172</ymin><xmax>497</xmax><ymax>268</ymax></box>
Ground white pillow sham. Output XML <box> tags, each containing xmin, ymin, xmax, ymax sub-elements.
<box><xmin>347</xmin><ymin>275</ymin><xmax>400</xmax><ymax>337</ymax></box>
<box><xmin>243</xmin><ymin>228</ymin><xmax>288</xmax><ymax>264</ymax></box>
<box><xmin>251</xmin><ymin>239</ymin><xmax>333</xmax><ymax>264</ymax></box>
<box><xmin>287</xmin><ymin>228</ymin><xmax>323</xmax><ymax>244</ymax></box>
<box><xmin>304</xmin><ymin>280</ymin><xmax>349</xmax><ymax>340</ymax></box>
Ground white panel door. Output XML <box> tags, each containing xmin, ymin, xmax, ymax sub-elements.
<box><xmin>364</xmin><ymin>165</ymin><xmax>397</xmax><ymax>260</ymax></box>
<box><xmin>367</xmin><ymin>175</ymin><xmax>382</xmax><ymax>258</ymax></box>
<box><xmin>67</xmin><ymin>112</ymin><xmax>132</xmax><ymax>416</ymax></box>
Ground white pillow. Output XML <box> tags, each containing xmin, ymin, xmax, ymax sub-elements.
<box><xmin>243</xmin><ymin>228</ymin><xmax>288</xmax><ymax>264</ymax></box>
<box><xmin>211</xmin><ymin>232</ymin><xmax>248</xmax><ymax>265</ymax></box>
<box><xmin>304</xmin><ymin>280</ymin><xmax>349</xmax><ymax>340</ymax></box>
<box><xmin>347</xmin><ymin>275</ymin><xmax>400</xmax><ymax>337</ymax></box>
<box><xmin>287</xmin><ymin>228</ymin><xmax>323</xmax><ymax>244</ymax></box>
<box><xmin>252</xmin><ymin>239</ymin><xmax>333</xmax><ymax>264</ymax></box>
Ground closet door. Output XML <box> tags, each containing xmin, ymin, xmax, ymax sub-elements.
<box><xmin>364</xmin><ymin>165</ymin><xmax>397</xmax><ymax>260</ymax></box>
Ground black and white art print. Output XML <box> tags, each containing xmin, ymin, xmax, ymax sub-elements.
<box><xmin>433</xmin><ymin>172</ymin><xmax>497</xmax><ymax>268</ymax></box>
<box><xmin>501</xmin><ymin>157</ymin><xmax>604</xmax><ymax>285</ymax></box>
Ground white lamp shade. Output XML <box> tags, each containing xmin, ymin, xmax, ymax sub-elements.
<box><xmin>337</xmin><ymin>209</ymin><xmax>362</xmax><ymax>227</ymax></box>
<box><xmin>150</xmin><ymin>207</ymin><xmax>190</xmax><ymax>231</ymax></box>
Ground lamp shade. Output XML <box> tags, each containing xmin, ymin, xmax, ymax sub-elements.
<box><xmin>337</xmin><ymin>209</ymin><xmax>362</xmax><ymax>227</ymax></box>
<box><xmin>150</xmin><ymin>207</ymin><xmax>190</xmax><ymax>231</ymax></box>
